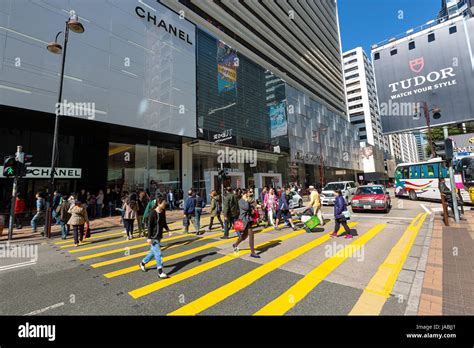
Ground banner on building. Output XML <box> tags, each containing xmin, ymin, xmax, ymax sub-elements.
<box><xmin>269</xmin><ymin>101</ymin><xmax>288</xmax><ymax>138</ymax></box>
<box><xmin>217</xmin><ymin>41</ymin><xmax>238</xmax><ymax>95</ymax></box>
<box><xmin>372</xmin><ymin>16</ymin><xmax>474</xmax><ymax>134</ymax></box>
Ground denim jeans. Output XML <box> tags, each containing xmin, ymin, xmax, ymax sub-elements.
<box><xmin>51</xmin><ymin>210</ymin><xmax>60</xmax><ymax>225</ymax></box>
<box><xmin>31</xmin><ymin>212</ymin><xmax>44</xmax><ymax>233</ymax></box>
<box><xmin>96</xmin><ymin>204</ymin><xmax>103</xmax><ymax>218</ymax></box>
<box><xmin>142</xmin><ymin>240</ymin><xmax>163</xmax><ymax>269</ymax></box>
<box><xmin>108</xmin><ymin>202</ymin><xmax>115</xmax><ymax>217</ymax></box>
<box><xmin>194</xmin><ymin>207</ymin><xmax>202</xmax><ymax>233</ymax></box>
<box><xmin>60</xmin><ymin>221</ymin><xmax>70</xmax><ymax>239</ymax></box>
<box><xmin>223</xmin><ymin>216</ymin><xmax>236</xmax><ymax>238</ymax></box>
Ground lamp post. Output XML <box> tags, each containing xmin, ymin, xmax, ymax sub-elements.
<box><xmin>417</xmin><ymin>101</ymin><xmax>441</xmax><ymax>158</ymax></box>
<box><xmin>45</xmin><ymin>10</ymin><xmax>84</xmax><ymax>237</ymax></box>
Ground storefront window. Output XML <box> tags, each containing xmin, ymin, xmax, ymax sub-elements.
<box><xmin>107</xmin><ymin>142</ymin><xmax>180</xmax><ymax>195</ymax></box>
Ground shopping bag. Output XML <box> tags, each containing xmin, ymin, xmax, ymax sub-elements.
<box><xmin>84</xmin><ymin>224</ymin><xmax>91</xmax><ymax>238</ymax></box>
<box><xmin>303</xmin><ymin>215</ymin><xmax>321</xmax><ymax>229</ymax></box>
<box><xmin>342</xmin><ymin>210</ymin><xmax>351</xmax><ymax>220</ymax></box>
<box><xmin>234</xmin><ymin>219</ymin><xmax>245</xmax><ymax>231</ymax></box>
<box><xmin>301</xmin><ymin>215</ymin><xmax>311</xmax><ymax>223</ymax></box>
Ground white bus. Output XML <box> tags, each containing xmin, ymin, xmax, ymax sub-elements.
<box><xmin>394</xmin><ymin>158</ymin><xmax>468</xmax><ymax>201</ymax></box>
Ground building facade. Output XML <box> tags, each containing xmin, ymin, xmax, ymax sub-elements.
<box><xmin>0</xmin><ymin>0</ymin><xmax>361</xmax><ymax>210</ymax></box>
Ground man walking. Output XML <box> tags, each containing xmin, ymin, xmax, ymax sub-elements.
<box><xmin>183</xmin><ymin>190</ymin><xmax>197</xmax><ymax>233</ymax></box>
<box><xmin>221</xmin><ymin>187</ymin><xmax>239</xmax><ymax>239</ymax></box>
<box><xmin>308</xmin><ymin>185</ymin><xmax>324</xmax><ymax>228</ymax></box>
<box><xmin>167</xmin><ymin>189</ymin><xmax>175</xmax><ymax>211</ymax></box>
<box><xmin>30</xmin><ymin>192</ymin><xmax>47</xmax><ymax>236</ymax></box>
<box><xmin>275</xmin><ymin>186</ymin><xmax>297</xmax><ymax>231</ymax></box>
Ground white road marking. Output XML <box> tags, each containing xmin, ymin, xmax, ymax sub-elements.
<box><xmin>420</xmin><ymin>204</ymin><xmax>433</xmax><ymax>214</ymax></box>
<box><xmin>0</xmin><ymin>260</ymin><xmax>37</xmax><ymax>272</ymax></box>
<box><xmin>350</xmin><ymin>215</ymin><xmax>414</xmax><ymax>221</ymax></box>
<box><xmin>24</xmin><ymin>302</ymin><xmax>65</xmax><ymax>316</ymax></box>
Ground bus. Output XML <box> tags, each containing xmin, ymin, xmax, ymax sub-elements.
<box><xmin>394</xmin><ymin>158</ymin><xmax>472</xmax><ymax>203</ymax></box>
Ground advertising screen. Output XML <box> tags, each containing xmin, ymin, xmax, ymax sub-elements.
<box><xmin>373</xmin><ymin>16</ymin><xmax>474</xmax><ymax>134</ymax></box>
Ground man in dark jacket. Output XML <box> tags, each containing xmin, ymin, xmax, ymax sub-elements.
<box><xmin>330</xmin><ymin>190</ymin><xmax>353</xmax><ymax>239</ymax></box>
<box><xmin>275</xmin><ymin>187</ymin><xmax>297</xmax><ymax>230</ymax></box>
<box><xmin>58</xmin><ymin>195</ymin><xmax>71</xmax><ymax>239</ymax></box>
<box><xmin>222</xmin><ymin>187</ymin><xmax>239</xmax><ymax>239</ymax></box>
<box><xmin>183</xmin><ymin>190</ymin><xmax>197</xmax><ymax>233</ymax></box>
<box><xmin>139</xmin><ymin>197</ymin><xmax>169</xmax><ymax>278</ymax></box>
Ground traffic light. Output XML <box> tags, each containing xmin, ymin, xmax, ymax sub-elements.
<box><xmin>3</xmin><ymin>156</ymin><xmax>16</xmax><ymax>177</ymax></box>
<box><xmin>217</xmin><ymin>169</ymin><xmax>228</xmax><ymax>182</ymax></box>
<box><xmin>434</xmin><ymin>139</ymin><xmax>454</xmax><ymax>161</ymax></box>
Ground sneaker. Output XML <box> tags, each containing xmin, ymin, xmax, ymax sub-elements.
<box><xmin>344</xmin><ymin>234</ymin><xmax>353</xmax><ymax>239</ymax></box>
<box><xmin>139</xmin><ymin>262</ymin><xmax>146</xmax><ymax>272</ymax></box>
<box><xmin>74</xmin><ymin>243</ymin><xmax>79</xmax><ymax>247</ymax></box>
<box><xmin>250</xmin><ymin>253</ymin><xmax>261</xmax><ymax>259</ymax></box>
<box><xmin>220</xmin><ymin>235</ymin><xmax>229</xmax><ymax>240</ymax></box>
<box><xmin>292</xmin><ymin>225</ymin><xmax>298</xmax><ymax>231</ymax></box>
<box><xmin>329</xmin><ymin>232</ymin><xmax>338</xmax><ymax>238</ymax></box>
<box><xmin>157</xmin><ymin>268</ymin><xmax>168</xmax><ymax>279</ymax></box>
<box><xmin>232</xmin><ymin>244</ymin><xmax>239</xmax><ymax>252</ymax></box>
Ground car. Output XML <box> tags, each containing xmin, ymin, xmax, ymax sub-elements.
<box><xmin>321</xmin><ymin>181</ymin><xmax>357</xmax><ymax>205</ymax></box>
<box><xmin>351</xmin><ymin>185</ymin><xmax>391</xmax><ymax>213</ymax></box>
<box><xmin>288</xmin><ymin>190</ymin><xmax>303</xmax><ymax>209</ymax></box>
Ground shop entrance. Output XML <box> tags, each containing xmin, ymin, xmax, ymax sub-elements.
<box><xmin>203</xmin><ymin>171</ymin><xmax>245</xmax><ymax>199</ymax></box>
<box><xmin>254</xmin><ymin>173</ymin><xmax>282</xmax><ymax>197</ymax></box>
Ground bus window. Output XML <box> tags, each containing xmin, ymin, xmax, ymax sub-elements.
<box><xmin>439</xmin><ymin>163</ymin><xmax>449</xmax><ymax>178</ymax></box>
<box><xmin>410</xmin><ymin>165</ymin><xmax>421</xmax><ymax>179</ymax></box>
<box><xmin>401</xmin><ymin>166</ymin><xmax>410</xmax><ymax>179</ymax></box>
<box><xmin>426</xmin><ymin>164</ymin><xmax>438</xmax><ymax>178</ymax></box>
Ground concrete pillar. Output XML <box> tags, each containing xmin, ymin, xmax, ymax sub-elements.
<box><xmin>182</xmin><ymin>143</ymin><xmax>193</xmax><ymax>191</ymax></box>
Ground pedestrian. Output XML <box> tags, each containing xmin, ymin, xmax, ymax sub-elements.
<box><xmin>51</xmin><ymin>190</ymin><xmax>62</xmax><ymax>225</ymax></box>
<box><xmin>330</xmin><ymin>190</ymin><xmax>353</xmax><ymax>239</ymax></box>
<box><xmin>259</xmin><ymin>187</ymin><xmax>268</xmax><ymax>223</ymax></box>
<box><xmin>308</xmin><ymin>185</ymin><xmax>325</xmax><ymax>228</ymax></box>
<box><xmin>123</xmin><ymin>192</ymin><xmax>138</xmax><ymax>240</ymax></box>
<box><xmin>77</xmin><ymin>189</ymin><xmax>87</xmax><ymax>206</ymax></box>
<box><xmin>139</xmin><ymin>197</ymin><xmax>170</xmax><ymax>278</ymax></box>
<box><xmin>105</xmin><ymin>188</ymin><xmax>115</xmax><ymax>217</ymax></box>
<box><xmin>232</xmin><ymin>189</ymin><xmax>260</xmax><ymax>258</ymax></box>
<box><xmin>58</xmin><ymin>194</ymin><xmax>71</xmax><ymax>239</ymax></box>
<box><xmin>167</xmin><ymin>188</ymin><xmax>175</xmax><ymax>211</ymax></box>
<box><xmin>274</xmin><ymin>186</ymin><xmax>297</xmax><ymax>231</ymax></box>
<box><xmin>263</xmin><ymin>187</ymin><xmax>277</xmax><ymax>228</ymax></box>
<box><xmin>14</xmin><ymin>193</ymin><xmax>26</xmax><ymax>229</ymax></box>
<box><xmin>207</xmin><ymin>190</ymin><xmax>224</xmax><ymax>233</ymax></box>
<box><xmin>195</xmin><ymin>191</ymin><xmax>205</xmax><ymax>234</ymax></box>
<box><xmin>87</xmin><ymin>191</ymin><xmax>96</xmax><ymax>220</ymax></box>
<box><xmin>222</xmin><ymin>187</ymin><xmax>239</xmax><ymax>239</ymax></box>
<box><xmin>183</xmin><ymin>190</ymin><xmax>197</xmax><ymax>233</ymax></box>
<box><xmin>30</xmin><ymin>192</ymin><xmax>46</xmax><ymax>235</ymax></box>
<box><xmin>96</xmin><ymin>189</ymin><xmax>104</xmax><ymax>218</ymax></box>
<box><xmin>137</xmin><ymin>190</ymin><xmax>149</xmax><ymax>237</ymax></box>
<box><xmin>67</xmin><ymin>200</ymin><xmax>89</xmax><ymax>247</ymax></box>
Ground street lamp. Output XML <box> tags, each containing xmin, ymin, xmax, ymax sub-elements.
<box><xmin>415</xmin><ymin>101</ymin><xmax>440</xmax><ymax>157</ymax></box>
<box><xmin>45</xmin><ymin>10</ymin><xmax>85</xmax><ymax>237</ymax></box>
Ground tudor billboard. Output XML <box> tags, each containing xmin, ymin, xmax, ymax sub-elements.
<box><xmin>372</xmin><ymin>16</ymin><xmax>474</xmax><ymax>134</ymax></box>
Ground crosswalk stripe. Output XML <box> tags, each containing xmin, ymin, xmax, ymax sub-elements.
<box><xmin>129</xmin><ymin>228</ymin><xmax>309</xmax><ymax>299</ymax></box>
<box><xmin>86</xmin><ymin>230</ymin><xmax>223</xmax><ymax>265</ymax></box>
<box><xmin>167</xmin><ymin>222</ymin><xmax>359</xmax><ymax>316</ymax></box>
<box><xmin>253</xmin><ymin>223</ymin><xmax>386</xmax><ymax>316</ymax></box>
<box><xmin>68</xmin><ymin>224</ymin><xmax>222</xmax><ymax>254</ymax></box>
<box><xmin>57</xmin><ymin>216</ymin><xmax>215</xmax><ymax>247</ymax></box>
<box><xmin>103</xmin><ymin>223</ymin><xmax>286</xmax><ymax>279</ymax></box>
<box><xmin>349</xmin><ymin>213</ymin><xmax>427</xmax><ymax>315</ymax></box>
<box><xmin>54</xmin><ymin>230</ymin><xmax>125</xmax><ymax>245</ymax></box>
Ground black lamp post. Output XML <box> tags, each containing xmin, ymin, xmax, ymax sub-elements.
<box><xmin>45</xmin><ymin>10</ymin><xmax>84</xmax><ymax>237</ymax></box>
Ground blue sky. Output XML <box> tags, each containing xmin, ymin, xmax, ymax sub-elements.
<box><xmin>338</xmin><ymin>0</ymin><xmax>442</xmax><ymax>55</ymax></box>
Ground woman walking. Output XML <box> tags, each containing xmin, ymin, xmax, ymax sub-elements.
<box><xmin>330</xmin><ymin>190</ymin><xmax>353</xmax><ymax>239</ymax></box>
<box><xmin>263</xmin><ymin>187</ymin><xmax>277</xmax><ymax>228</ymax></box>
<box><xmin>207</xmin><ymin>190</ymin><xmax>224</xmax><ymax>233</ymax></box>
<box><xmin>139</xmin><ymin>197</ymin><xmax>170</xmax><ymax>279</ymax></box>
<box><xmin>232</xmin><ymin>189</ymin><xmax>260</xmax><ymax>258</ymax></box>
<box><xmin>67</xmin><ymin>200</ymin><xmax>89</xmax><ymax>247</ymax></box>
<box><xmin>123</xmin><ymin>193</ymin><xmax>139</xmax><ymax>240</ymax></box>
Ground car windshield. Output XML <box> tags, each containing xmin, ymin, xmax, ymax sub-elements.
<box><xmin>323</xmin><ymin>183</ymin><xmax>345</xmax><ymax>191</ymax></box>
<box><xmin>356</xmin><ymin>187</ymin><xmax>384</xmax><ymax>195</ymax></box>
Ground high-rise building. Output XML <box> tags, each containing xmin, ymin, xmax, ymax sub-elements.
<box><xmin>414</xmin><ymin>132</ymin><xmax>427</xmax><ymax>161</ymax></box>
<box><xmin>342</xmin><ymin>47</ymin><xmax>389</xmax><ymax>151</ymax></box>
<box><xmin>438</xmin><ymin>0</ymin><xmax>474</xmax><ymax>18</ymax></box>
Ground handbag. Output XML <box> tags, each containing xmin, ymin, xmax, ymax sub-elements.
<box><xmin>234</xmin><ymin>219</ymin><xmax>245</xmax><ymax>231</ymax></box>
<box><xmin>84</xmin><ymin>223</ymin><xmax>91</xmax><ymax>238</ymax></box>
<box><xmin>182</xmin><ymin>216</ymin><xmax>190</xmax><ymax>227</ymax></box>
<box><xmin>342</xmin><ymin>210</ymin><xmax>351</xmax><ymax>220</ymax></box>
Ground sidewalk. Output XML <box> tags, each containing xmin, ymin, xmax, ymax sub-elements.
<box><xmin>418</xmin><ymin>209</ymin><xmax>474</xmax><ymax>315</ymax></box>
<box><xmin>0</xmin><ymin>207</ymin><xmax>212</xmax><ymax>244</ymax></box>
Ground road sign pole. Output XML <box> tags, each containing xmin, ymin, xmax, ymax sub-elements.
<box><xmin>444</xmin><ymin>127</ymin><xmax>460</xmax><ymax>223</ymax></box>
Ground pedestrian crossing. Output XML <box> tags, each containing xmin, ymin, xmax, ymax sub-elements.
<box><xmin>55</xmin><ymin>212</ymin><xmax>429</xmax><ymax>315</ymax></box>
